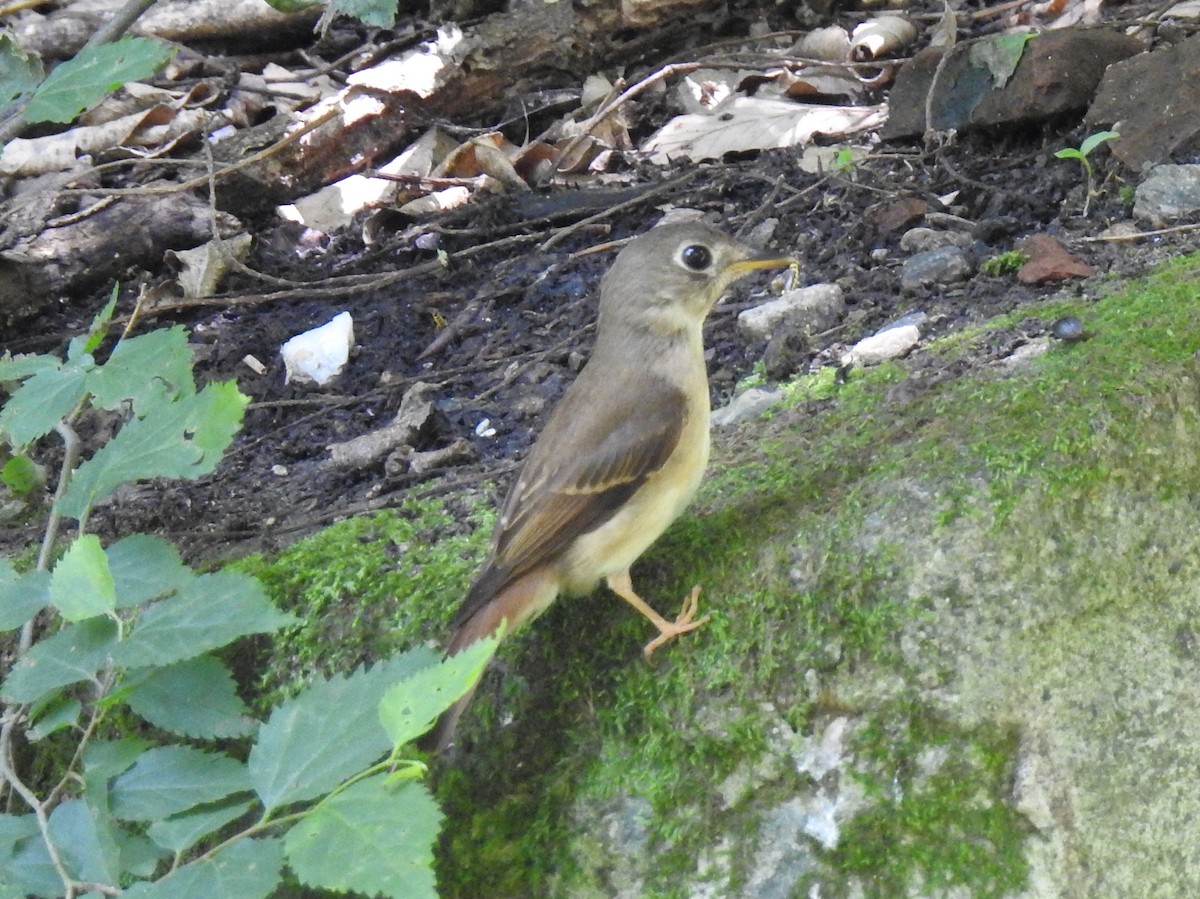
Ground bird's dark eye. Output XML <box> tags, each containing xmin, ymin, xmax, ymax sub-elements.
<box><xmin>680</xmin><ymin>244</ymin><xmax>712</xmax><ymax>271</ymax></box>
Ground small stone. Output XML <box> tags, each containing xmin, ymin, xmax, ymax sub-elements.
<box><xmin>876</xmin><ymin>311</ymin><xmax>927</xmax><ymax>334</ymax></box>
<box><xmin>1133</xmin><ymin>164</ymin><xmax>1200</xmax><ymax>226</ymax></box>
<box><xmin>737</xmin><ymin>283</ymin><xmax>845</xmax><ymax>342</ymax></box>
<box><xmin>899</xmin><ymin>227</ymin><xmax>972</xmax><ymax>253</ymax></box>
<box><xmin>1017</xmin><ymin>234</ymin><xmax>1094</xmax><ymax>284</ymax></box>
<box><xmin>972</xmin><ymin>215</ymin><xmax>1021</xmax><ymax>244</ymax></box>
<box><xmin>841</xmin><ymin>324</ymin><xmax>920</xmax><ymax>367</ymax></box>
<box><xmin>281</xmin><ymin>311</ymin><xmax>354</xmax><ymax>386</ymax></box>
<box><xmin>1051</xmin><ymin>315</ymin><xmax>1087</xmax><ymax>341</ymax></box>
<box><xmin>900</xmin><ymin>246</ymin><xmax>973</xmax><ymax>291</ymax></box>
<box><xmin>712</xmin><ymin>387</ymin><xmax>786</xmax><ymax>427</ymax></box>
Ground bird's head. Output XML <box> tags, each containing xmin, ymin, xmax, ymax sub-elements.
<box><xmin>598</xmin><ymin>222</ymin><xmax>796</xmax><ymax>338</ymax></box>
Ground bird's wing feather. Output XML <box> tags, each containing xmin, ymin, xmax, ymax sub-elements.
<box><xmin>452</xmin><ymin>372</ymin><xmax>688</xmax><ymax>628</ymax></box>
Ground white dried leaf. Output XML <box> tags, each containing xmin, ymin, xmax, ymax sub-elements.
<box><xmin>850</xmin><ymin>16</ymin><xmax>918</xmax><ymax>61</ymax></box>
<box><xmin>642</xmin><ymin>97</ymin><xmax>885</xmax><ymax>164</ymax></box>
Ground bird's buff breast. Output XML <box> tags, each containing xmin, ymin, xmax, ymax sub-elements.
<box><xmin>558</xmin><ymin>399</ymin><xmax>711</xmax><ymax>595</ymax></box>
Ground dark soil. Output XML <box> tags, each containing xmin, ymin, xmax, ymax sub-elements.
<box><xmin>2</xmin><ymin>9</ymin><xmax>1197</xmax><ymax>566</ymax></box>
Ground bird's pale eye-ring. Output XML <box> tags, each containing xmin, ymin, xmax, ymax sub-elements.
<box><xmin>678</xmin><ymin>243</ymin><xmax>713</xmax><ymax>272</ymax></box>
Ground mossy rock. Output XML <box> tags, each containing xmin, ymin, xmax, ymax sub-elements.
<box><xmin>251</xmin><ymin>253</ymin><xmax>1200</xmax><ymax>898</ymax></box>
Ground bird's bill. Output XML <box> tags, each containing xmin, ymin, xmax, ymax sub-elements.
<box><xmin>723</xmin><ymin>253</ymin><xmax>799</xmax><ymax>278</ymax></box>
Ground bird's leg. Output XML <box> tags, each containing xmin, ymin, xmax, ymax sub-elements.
<box><xmin>606</xmin><ymin>570</ymin><xmax>712</xmax><ymax>660</ymax></box>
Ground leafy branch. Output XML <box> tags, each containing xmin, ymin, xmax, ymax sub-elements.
<box><xmin>0</xmin><ymin>301</ymin><xmax>494</xmax><ymax>898</ymax></box>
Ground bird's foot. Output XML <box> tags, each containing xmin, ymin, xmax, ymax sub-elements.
<box><xmin>642</xmin><ymin>586</ymin><xmax>711</xmax><ymax>660</ymax></box>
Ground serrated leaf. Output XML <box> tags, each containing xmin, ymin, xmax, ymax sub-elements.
<box><xmin>248</xmin><ymin>649</ymin><xmax>438</xmax><ymax>811</ymax></box>
<box><xmin>147</xmin><ymin>798</ymin><xmax>253</xmax><ymax>855</ymax></box>
<box><xmin>378</xmin><ymin>633</ymin><xmax>498</xmax><ymax>748</ymax></box>
<box><xmin>111</xmin><ymin>570</ymin><xmax>294</xmax><ymax>669</ymax></box>
<box><xmin>284</xmin><ymin>775</ymin><xmax>440</xmax><ymax>899</ymax></box>
<box><xmin>56</xmin><ymin>379</ymin><xmax>248</xmax><ymax>521</ymax></box>
<box><xmin>0</xmin><ymin>33</ymin><xmax>43</xmax><ymax>115</ymax></box>
<box><xmin>0</xmin><ymin>352</ymin><xmax>57</xmax><ymax>383</ymax></box>
<box><xmin>106</xmin><ymin>533</ymin><xmax>191</xmax><ymax>609</ymax></box>
<box><xmin>48</xmin><ymin>798</ymin><xmax>121</xmax><ymax>886</ymax></box>
<box><xmin>0</xmin><ymin>564</ymin><xmax>50</xmax><ymax>631</ymax></box>
<box><xmin>125</xmin><ymin>656</ymin><xmax>256</xmax><ymax>738</ymax></box>
<box><xmin>82</xmin><ymin>738</ymin><xmax>153</xmax><ymax>806</ymax></box>
<box><xmin>50</xmin><ymin>534</ymin><xmax>116</xmax><ymax>621</ymax></box>
<box><xmin>0</xmin><ymin>362</ymin><xmax>88</xmax><ymax>447</ymax></box>
<box><xmin>109</xmin><ymin>746</ymin><xmax>251</xmax><ymax>822</ymax></box>
<box><xmin>122</xmin><ymin>837</ymin><xmax>282</xmax><ymax>899</ymax></box>
<box><xmin>87</xmin><ymin>326</ymin><xmax>196</xmax><ymax>414</ymax></box>
<box><xmin>331</xmin><ymin>0</ymin><xmax>396</xmax><ymax>28</ymax></box>
<box><xmin>2</xmin><ymin>616</ymin><xmax>118</xmax><ymax>704</ymax></box>
<box><xmin>22</xmin><ymin>38</ymin><xmax>175</xmax><ymax>125</ymax></box>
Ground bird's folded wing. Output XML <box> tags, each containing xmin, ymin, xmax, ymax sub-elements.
<box><xmin>452</xmin><ymin>375</ymin><xmax>688</xmax><ymax>627</ymax></box>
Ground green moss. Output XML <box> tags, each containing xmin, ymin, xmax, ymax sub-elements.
<box><xmin>826</xmin><ymin>708</ymin><xmax>1031</xmax><ymax>898</ymax></box>
<box><xmin>232</xmin><ymin>496</ymin><xmax>492</xmax><ymax>704</ymax></box>
<box><xmin>980</xmin><ymin>251</ymin><xmax>1030</xmax><ymax>276</ymax></box>
<box><xmin>231</xmin><ymin>254</ymin><xmax>1200</xmax><ymax>896</ymax></box>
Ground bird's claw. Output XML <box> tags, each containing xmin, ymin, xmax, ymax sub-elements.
<box><xmin>642</xmin><ymin>586</ymin><xmax>711</xmax><ymax>660</ymax></box>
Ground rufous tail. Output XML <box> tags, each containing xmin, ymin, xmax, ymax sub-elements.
<box><xmin>427</xmin><ymin>568</ymin><xmax>557</xmax><ymax>753</ymax></box>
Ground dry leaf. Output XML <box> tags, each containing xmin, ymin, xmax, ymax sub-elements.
<box><xmin>850</xmin><ymin>15</ymin><xmax>919</xmax><ymax>61</ymax></box>
<box><xmin>281</xmin><ymin>127</ymin><xmax>456</xmax><ymax>232</ymax></box>
<box><xmin>166</xmin><ymin>233</ymin><xmax>252</xmax><ymax>299</ymax></box>
<box><xmin>642</xmin><ymin>96</ymin><xmax>885</xmax><ymax>163</ymax></box>
<box><xmin>795</xmin><ymin>26</ymin><xmax>852</xmax><ymax>61</ymax></box>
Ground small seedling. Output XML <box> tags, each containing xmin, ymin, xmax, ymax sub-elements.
<box><xmin>1055</xmin><ymin>130</ymin><xmax>1119</xmax><ymax>216</ymax></box>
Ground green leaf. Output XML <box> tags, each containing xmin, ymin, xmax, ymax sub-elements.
<box><xmin>248</xmin><ymin>650</ymin><xmax>438</xmax><ymax>811</ymax></box>
<box><xmin>122</xmin><ymin>837</ymin><xmax>282</xmax><ymax>899</ymax></box>
<box><xmin>330</xmin><ymin>0</ymin><xmax>396</xmax><ymax>28</ymax></box>
<box><xmin>27</xmin><ymin>697</ymin><xmax>81</xmax><ymax>740</ymax></box>
<box><xmin>125</xmin><ymin>656</ymin><xmax>256</xmax><ymax>738</ymax></box>
<box><xmin>1</xmin><ymin>454</ymin><xmax>45</xmax><ymax>496</ymax></box>
<box><xmin>1078</xmin><ymin>129</ymin><xmax>1119</xmax><ymax>158</ymax></box>
<box><xmin>106</xmin><ymin>533</ymin><xmax>191</xmax><ymax>609</ymax></box>
<box><xmin>22</xmin><ymin>38</ymin><xmax>175</xmax><ymax>125</ymax></box>
<box><xmin>109</xmin><ymin>746</ymin><xmax>251</xmax><ymax>822</ymax></box>
<box><xmin>82</xmin><ymin>738</ymin><xmax>153</xmax><ymax>805</ymax></box>
<box><xmin>87</xmin><ymin>326</ymin><xmax>196</xmax><ymax>414</ymax></box>
<box><xmin>81</xmin><ymin>289</ymin><xmax>119</xmax><ymax>356</ymax></box>
<box><xmin>0</xmin><ymin>362</ymin><xmax>88</xmax><ymax>447</ymax></box>
<box><xmin>0</xmin><ymin>564</ymin><xmax>50</xmax><ymax>631</ymax></box>
<box><xmin>284</xmin><ymin>775</ymin><xmax>440</xmax><ymax>899</ymax></box>
<box><xmin>115</xmin><ymin>829</ymin><xmax>168</xmax><ymax>879</ymax></box>
<box><xmin>2</xmin><ymin>616</ymin><xmax>118</xmax><ymax>704</ymax></box>
<box><xmin>378</xmin><ymin>633</ymin><xmax>498</xmax><ymax>748</ymax></box>
<box><xmin>147</xmin><ymin>797</ymin><xmax>253</xmax><ymax>855</ymax></box>
<box><xmin>969</xmin><ymin>31</ymin><xmax>1034</xmax><ymax>87</ymax></box>
<box><xmin>56</xmin><ymin>379</ymin><xmax>248</xmax><ymax>521</ymax></box>
<box><xmin>0</xmin><ymin>352</ymin><xmax>57</xmax><ymax>383</ymax></box>
<box><xmin>50</xmin><ymin>534</ymin><xmax>116</xmax><ymax>621</ymax></box>
<box><xmin>0</xmin><ymin>33</ymin><xmax>43</xmax><ymax>115</ymax></box>
<box><xmin>48</xmin><ymin>798</ymin><xmax>121</xmax><ymax>887</ymax></box>
<box><xmin>111</xmin><ymin>570</ymin><xmax>295</xmax><ymax>669</ymax></box>
<box><xmin>1054</xmin><ymin>148</ymin><xmax>1083</xmax><ymax>161</ymax></box>
<box><xmin>0</xmin><ymin>814</ymin><xmax>59</xmax><ymax>897</ymax></box>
